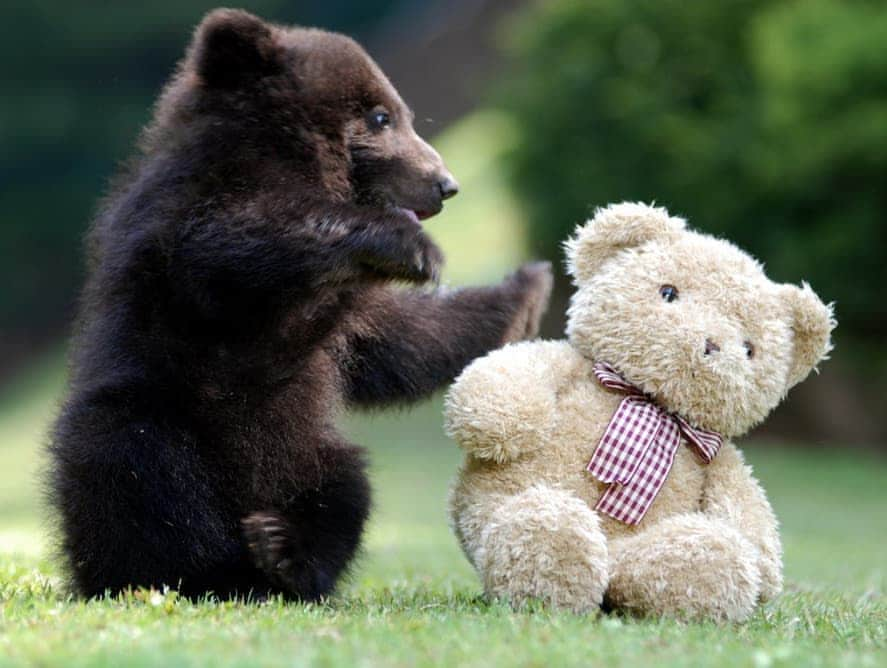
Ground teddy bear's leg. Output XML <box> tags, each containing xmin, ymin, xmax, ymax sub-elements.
<box><xmin>701</xmin><ymin>444</ymin><xmax>783</xmax><ymax>602</ymax></box>
<box><xmin>606</xmin><ymin>513</ymin><xmax>762</xmax><ymax>622</ymax></box>
<box><xmin>477</xmin><ymin>485</ymin><xmax>608</xmax><ymax>613</ymax></box>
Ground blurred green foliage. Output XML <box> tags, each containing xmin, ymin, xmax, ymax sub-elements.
<box><xmin>0</xmin><ymin>1</ymin><xmax>410</xmax><ymax>342</ymax></box>
<box><xmin>499</xmin><ymin>0</ymin><xmax>887</xmax><ymax>353</ymax></box>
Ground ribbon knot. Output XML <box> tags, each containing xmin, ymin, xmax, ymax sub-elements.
<box><xmin>587</xmin><ymin>362</ymin><xmax>723</xmax><ymax>525</ymax></box>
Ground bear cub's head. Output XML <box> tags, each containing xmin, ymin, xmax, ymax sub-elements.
<box><xmin>152</xmin><ymin>9</ymin><xmax>458</xmax><ymax>219</ymax></box>
<box><xmin>565</xmin><ymin>202</ymin><xmax>835</xmax><ymax>438</ymax></box>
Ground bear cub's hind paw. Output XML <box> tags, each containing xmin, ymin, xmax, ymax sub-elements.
<box><xmin>242</xmin><ymin>510</ymin><xmax>332</xmax><ymax>601</ymax></box>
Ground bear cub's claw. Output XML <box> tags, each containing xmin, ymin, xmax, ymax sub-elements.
<box><xmin>242</xmin><ymin>511</ymin><xmax>294</xmax><ymax>576</ymax></box>
<box><xmin>408</xmin><ymin>232</ymin><xmax>443</xmax><ymax>284</ymax></box>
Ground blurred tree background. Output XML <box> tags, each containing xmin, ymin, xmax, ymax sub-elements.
<box><xmin>1</xmin><ymin>0</ymin><xmax>884</xmax><ymax>444</ymax></box>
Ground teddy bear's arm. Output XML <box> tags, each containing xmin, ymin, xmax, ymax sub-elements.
<box><xmin>700</xmin><ymin>443</ymin><xmax>783</xmax><ymax>601</ymax></box>
<box><xmin>444</xmin><ymin>340</ymin><xmax>583</xmax><ymax>463</ymax></box>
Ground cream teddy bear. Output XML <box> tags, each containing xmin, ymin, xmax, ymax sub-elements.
<box><xmin>444</xmin><ymin>202</ymin><xmax>835</xmax><ymax>622</ymax></box>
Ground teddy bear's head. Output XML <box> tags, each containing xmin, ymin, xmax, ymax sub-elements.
<box><xmin>565</xmin><ymin>202</ymin><xmax>835</xmax><ymax>438</ymax></box>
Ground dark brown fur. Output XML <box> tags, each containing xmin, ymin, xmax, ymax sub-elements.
<box><xmin>47</xmin><ymin>9</ymin><xmax>552</xmax><ymax>601</ymax></box>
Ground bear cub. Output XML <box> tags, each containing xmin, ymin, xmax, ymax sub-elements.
<box><xmin>48</xmin><ymin>9</ymin><xmax>552</xmax><ymax>601</ymax></box>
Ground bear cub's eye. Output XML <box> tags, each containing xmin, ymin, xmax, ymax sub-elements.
<box><xmin>367</xmin><ymin>109</ymin><xmax>391</xmax><ymax>131</ymax></box>
<box><xmin>743</xmin><ymin>341</ymin><xmax>756</xmax><ymax>359</ymax></box>
<box><xmin>659</xmin><ymin>285</ymin><xmax>679</xmax><ymax>302</ymax></box>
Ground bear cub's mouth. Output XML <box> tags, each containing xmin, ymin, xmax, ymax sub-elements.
<box><xmin>396</xmin><ymin>208</ymin><xmax>438</xmax><ymax>225</ymax></box>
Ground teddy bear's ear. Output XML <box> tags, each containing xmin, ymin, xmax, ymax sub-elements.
<box><xmin>781</xmin><ymin>282</ymin><xmax>836</xmax><ymax>389</ymax></box>
<box><xmin>564</xmin><ymin>202</ymin><xmax>686</xmax><ymax>284</ymax></box>
<box><xmin>190</xmin><ymin>9</ymin><xmax>282</xmax><ymax>89</ymax></box>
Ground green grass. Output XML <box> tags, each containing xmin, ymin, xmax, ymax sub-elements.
<box><xmin>1</xmin><ymin>362</ymin><xmax>885</xmax><ymax>668</ymax></box>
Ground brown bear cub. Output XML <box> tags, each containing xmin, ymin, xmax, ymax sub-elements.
<box><xmin>47</xmin><ymin>9</ymin><xmax>552</xmax><ymax>601</ymax></box>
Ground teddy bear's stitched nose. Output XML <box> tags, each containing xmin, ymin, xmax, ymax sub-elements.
<box><xmin>704</xmin><ymin>338</ymin><xmax>721</xmax><ymax>355</ymax></box>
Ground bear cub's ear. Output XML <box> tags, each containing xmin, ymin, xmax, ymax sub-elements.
<box><xmin>191</xmin><ymin>9</ymin><xmax>282</xmax><ymax>89</ymax></box>
<box><xmin>782</xmin><ymin>282</ymin><xmax>836</xmax><ymax>389</ymax></box>
<box><xmin>564</xmin><ymin>202</ymin><xmax>686</xmax><ymax>284</ymax></box>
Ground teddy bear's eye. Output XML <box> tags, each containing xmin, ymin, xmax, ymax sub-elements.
<box><xmin>744</xmin><ymin>341</ymin><xmax>756</xmax><ymax>359</ymax></box>
<box><xmin>659</xmin><ymin>285</ymin><xmax>679</xmax><ymax>302</ymax></box>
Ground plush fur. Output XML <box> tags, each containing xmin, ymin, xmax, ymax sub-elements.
<box><xmin>445</xmin><ymin>202</ymin><xmax>835</xmax><ymax>621</ymax></box>
<box><xmin>47</xmin><ymin>9</ymin><xmax>553</xmax><ymax>601</ymax></box>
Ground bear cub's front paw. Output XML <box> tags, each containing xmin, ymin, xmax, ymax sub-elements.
<box><xmin>504</xmin><ymin>261</ymin><xmax>554</xmax><ymax>341</ymax></box>
<box><xmin>360</xmin><ymin>214</ymin><xmax>443</xmax><ymax>284</ymax></box>
<box><xmin>397</xmin><ymin>227</ymin><xmax>443</xmax><ymax>284</ymax></box>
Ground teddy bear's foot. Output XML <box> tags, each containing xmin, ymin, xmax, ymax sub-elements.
<box><xmin>477</xmin><ymin>485</ymin><xmax>608</xmax><ymax>613</ymax></box>
<box><xmin>606</xmin><ymin>513</ymin><xmax>762</xmax><ymax>622</ymax></box>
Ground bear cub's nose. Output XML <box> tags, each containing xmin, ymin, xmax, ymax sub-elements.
<box><xmin>704</xmin><ymin>338</ymin><xmax>721</xmax><ymax>355</ymax></box>
<box><xmin>437</xmin><ymin>175</ymin><xmax>459</xmax><ymax>200</ymax></box>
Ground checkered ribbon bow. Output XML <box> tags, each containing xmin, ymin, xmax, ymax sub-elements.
<box><xmin>586</xmin><ymin>362</ymin><xmax>723</xmax><ymax>525</ymax></box>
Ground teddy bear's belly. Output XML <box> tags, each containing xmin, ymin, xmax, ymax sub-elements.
<box><xmin>596</xmin><ymin>446</ymin><xmax>708</xmax><ymax>536</ymax></box>
<box><xmin>451</xmin><ymin>415</ymin><xmax>708</xmax><ymax>547</ymax></box>
<box><xmin>449</xmin><ymin>381</ymin><xmax>711</xmax><ymax>566</ymax></box>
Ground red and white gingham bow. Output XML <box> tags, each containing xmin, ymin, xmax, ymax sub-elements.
<box><xmin>586</xmin><ymin>362</ymin><xmax>722</xmax><ymax>525</ymax></box>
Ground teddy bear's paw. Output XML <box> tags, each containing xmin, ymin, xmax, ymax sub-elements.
<box><xmin>757</xmin><ymin>553</ymin><xmax>784</xmax><ymax>603</ymax></box>
<box><xmin>477</xmin><ymin>485</ymin><xmax>609</xmax><ymax>613</ymax></box>
<box><xmin>444</xmin><ymin>342</ymin><xmax>565</xmax><ymax>463</ymax></box>
<box><xmin>605</xmin><ymin>514</ymin><xmax>762</xmax><ymax>623</ymax></box>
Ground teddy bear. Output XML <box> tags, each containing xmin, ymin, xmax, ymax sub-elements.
<box><xmin>444</xmin><ymin>202</ymin><xmax>835</xmax><ymax>621</ymax></box>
